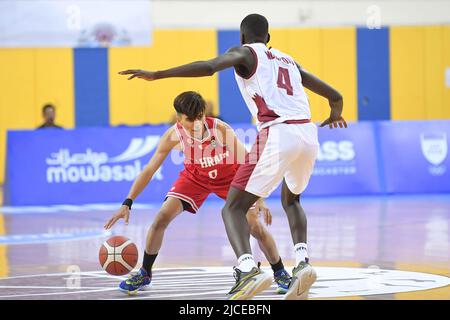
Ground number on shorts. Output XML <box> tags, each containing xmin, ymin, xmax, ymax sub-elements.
<box><xmin>208</xmin><ymin>169</ymin><xmax>218</xmax><ymax>179</ymax></box>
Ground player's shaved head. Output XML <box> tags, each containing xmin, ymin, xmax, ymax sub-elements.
<box><xmin>173</xmin><ymin>91</ymin><xmax>206</xmax><ymax>121</ymax></box>
<box><xmin>240</xmin><ymin>14</ymin><xmax>269</xmax><ymax>44</ymax></box>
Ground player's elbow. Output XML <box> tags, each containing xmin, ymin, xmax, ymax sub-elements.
<box><xmin>204</xmin><ymin>62</ymin><xmax>216</xmax><ymax>76</ymax></box>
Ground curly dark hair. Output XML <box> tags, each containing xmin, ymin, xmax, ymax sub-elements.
<box><xmin>173</xmin><ymin>91</ymin><xmax>206</xmax><ymax>121</ymax></box>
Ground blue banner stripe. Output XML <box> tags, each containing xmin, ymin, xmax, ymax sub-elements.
<box><xmin>356</xmin><ymin>28</ymin><xmax>391</xmax><ymax>120</ymax></box>
<box><xmin>74</xmin><ymin>48</ymin><xmax>109</xmax><ymax>127</ymax></box>
<box><xmin>217</xmin><ymin>30</ymin><xmax>252</xmax><ymax>124</ymax></box>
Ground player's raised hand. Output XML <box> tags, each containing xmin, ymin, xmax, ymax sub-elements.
<box><xmin>118</xmin><ymin>69</ymin><xmax>156</xmax><ymax>81</ymax></box>
<box><xmin>319</xmin><ymin>115</ymin><xmax>348</xmax><ymax>129</ymax></box>
<box><xmin>104</xmin><ymin>205</ymin><xmax>130</xmax><ymax>230</ymax></box>
<box><xmin>254</xmin><ymin>199</ymin><xmax>272</xmax><ymax>226</ymax></box>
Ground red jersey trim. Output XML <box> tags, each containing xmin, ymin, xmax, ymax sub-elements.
<box><xmin>284</xmin><ymin>119</ymin><xmax>311</xmax><ymax>124</ymax></box>
<box><xmin>167</xmin><ymin>192</ymin><xmax>199</xmax><ymax>212</ymax></box>
<box><xmin>173</xmin><ymin>125</ymin><xmax>185</xmax><ymax>152</ymax></box>
<box><xmin>213</xmin><ymin>118</ymin><xmax>227</xmax><ymax>147</ymax></box>
<box><xmin>180</xmin><ymin>120</ymin><xmax>211</xmax><ymax>143</ymax></box>
<box><xmin>235</xmin><ymin>45</ymin><xmax>258</xmax><ymax>80</ymax></box>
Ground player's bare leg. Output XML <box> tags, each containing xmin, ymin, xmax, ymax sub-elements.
<box><xmin>247</xmin><ymin>209</ymin><xmax>292</xmax><ymax>293</ymax></box>
<box><xmin>247</xmin><ymin>209</ymin><xmax>279</xmax><ymax>264</ymax></box>
<box><xmin>222</xmin><ymin>187</ymin><xmax>272</xmax><ymax>299</ymax></box>
<box><xmin>281</xmin><ymin>179</ymin><xmax>317</xmax><ymax>300</ymax></box>
<box><xmin>145</xmin><ymin>197</ymin><xmax>184</xmax><ymax>255</ymax></box>
<box><xmin>119</xmin><ymin>197</ymin><xmax>183</xmax><ymax>295</ymax></box>
<box><xmin>222</xmin><ymin>187</ymin><xmax>259</xmax><ymax>256</ymax></box>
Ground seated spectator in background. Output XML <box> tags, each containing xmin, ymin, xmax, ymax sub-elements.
<box><xmin>169</xmin><ymin>100</ymin><xmax>221</xmax><ymax>124</ymax></box>
<box><xmin>37</xmin><ymin>104</ymin><xmax>63</xmax><ymax>129</ymax></box>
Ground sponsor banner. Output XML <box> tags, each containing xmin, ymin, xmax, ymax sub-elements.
<box><xmin>378</xmin><ymin>120</ymin><xmax>450</xmax><ymax>193</ymax></box>
<box><xmin>0</xmin><ymin>1</ymin><xmax>151</xmax><ymax>47</ymax></box>
<box><xmin>232</xmin><ymin>122</ymin><xmax>381</xmax><ymax>196</ymax></box>
<box><xmin>5</xmin><ymin>126</ymin><xmax>184</xmax><ymax>205</ymax></box>
<box><xmin>306</xmin><ymin>121</ymin><xmax>381</xmax><ymax>196</ymax></box>
<box><xmin>6</xmin><ymin>121</ymin><xmax>448</xmax><ymax>206</ymax></box>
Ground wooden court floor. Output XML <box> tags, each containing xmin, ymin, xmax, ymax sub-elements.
<box><xmin>0</xmin><ymin>195</ymin><xmax>449</xmax><ymax>300</ymax></box>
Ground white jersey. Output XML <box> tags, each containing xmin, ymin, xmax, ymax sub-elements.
<box><xmin>234</xmin><ymin>43</ymin><xmax>311</xmax><ymax>130</ymax></box>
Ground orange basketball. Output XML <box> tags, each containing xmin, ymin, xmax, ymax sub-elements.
<box><xmin>99</xmin><ymin>235</ymin><xmax>138</xmax><ymax>276</ymax></box>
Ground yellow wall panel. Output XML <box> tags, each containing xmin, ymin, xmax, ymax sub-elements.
<box><xmin>0</xmin><ymin>49</ymin><xmax>36</xmax><ymax>184</ymax></box>
<box><xmin>0</xmin><ymin>214</ymin><xmax>8</xmax><ymax>277</ymax></box>
<box><xmin>0</xmin><ymin>48</ymin><xmax>74</xmax><ymax>184</ymax></box>
<box><xmin>35</xmin><ymin>49</ymin><xmax>75</xmax><ymax>128</ymax></box>
<box><xmin>322</xmin><ymin>28</ymin><xmax>357</xmax><ymax>122</ymax></box>
<box><xmin>0</xmin><ymin>49</ymin><xmax>36</xmax><ymax>128</ymax></box>
<box><xmin>109</xmin><ymin>30</ymin><xmax>219</xmax><ymax>126</ymax></box>
<box><xmin>270</xmin><ymin>28</ymin><xmax>328</xmax><ymax>123</ymax></box>
<box><xmin>423</xmin><ymin>26</ymin><xmax>443</xmax><ymax>119</ymax></box>
<box><xmin>391</xmin><ymin>25</ymin><xmax>450</xmax><ymax>120</ymax></box>
<box><xmin>390</xmin><ymin>26</ymin><xmax>426</xmax><ymax>120</ymax></box>
<box><xmin>271</xmin><ymin>28</ymin><xmax>357</xmax><ymax>123</ymax></box>
<box><xmin>443</xmin><ymin>26</ymin><xmax>450</xmax><ymax>119</ymax></box>
<box><xmin>109</xmin><ymin>47</ymin><xmax>148</xmax><ymax>125</ymax></box>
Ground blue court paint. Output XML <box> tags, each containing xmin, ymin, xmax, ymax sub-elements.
<box><xmin>74</xmin><ymin>48</ymin><xmax>110</xmax><ymax>127</ymax></box>
<box><xmin>356</xmin><ymin>28</ymin><xmax>390</xmax><ymax>120</ymax></box>
<box><xmin>217</xmin><ymin>30</ymin><xmax>252</xmax><ymax>124</ymax></box>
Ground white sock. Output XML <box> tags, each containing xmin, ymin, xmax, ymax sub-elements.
<box><xmin>237</xmin><ymin>254</ymin><xmax>257</xmax><ymax>272</ymax></box>
<box><xmin>294</xmin><ymin>243</ymin><xmax>309</xmax><ymax>265</ymax></box>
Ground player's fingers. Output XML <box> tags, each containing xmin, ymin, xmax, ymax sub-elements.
<box><xmin>263</xmin><ymin>210</ymin><xmax>269</xmax><ymax>226</ymax></box>
<box><xmin>338</xmin><ymin>122</ymin><xmax>343</xmax><ymax>128</ymax></box>
<box><xmin>110</xmin><ymin>216</ymin><xmax>121</xmax><ymax>228</ymax></box>
<box><xmin>104</xmin><ymin>218</ymin><xmax>114</xmax><ymax>230</ymax></box>
<box><xmin>105</xmin><ymin>217</ymin><xmax>115</xmax><ymax>229</ymax></box>
<box><xmin>266</xmin><ymin>210</ymin><xmax>272</xmax><ymax>226</ymax></box>
<box><xmin>121</xmin><ymin>69</ymin><xmax>140</xmax><ymax>74</ymax></box>
<box><xmin>128</xmin><ymin>74</ymin><xmax>138</xmax><ymax>80</ymax></box>
<box><xmin>333</xmin><ymin>122</ymin><xmax>338</xmax><ymax>128</ymax></box>
<box><xmin>124</xmin><ymin>213</ymin><xmax>129</xmax><ymax>225</ymax></box>
<box><xmin>319</xmin><ymin>119</ymin><xmax>329</xmax><ymax>127</ymax></box>
<box><xmin>343</xmin><ymin>120</ymin><xmax>348</xmax><ymax>128</ymax></box>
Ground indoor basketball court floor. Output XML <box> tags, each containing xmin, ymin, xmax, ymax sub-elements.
<box><xmin>0</xmin><ymin>195</ymin><xmax>449</xmax><ymax>300</ymax></box>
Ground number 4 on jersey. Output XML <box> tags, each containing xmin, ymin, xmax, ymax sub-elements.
<box><xmin>277</xmin><ymin>67</ymin><xmax>293</xmax><ymax>96</ymax></box>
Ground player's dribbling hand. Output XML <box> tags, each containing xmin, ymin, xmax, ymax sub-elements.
<box><xmin>104</xmin><ymin>205</ymin><xmax>130</xmax><ymax>230</ymax></box>
<box><xmin>118</xmin><ymin>69</ymin><xmax>156</xmax><ymax>81</ymax></box>
<box><xmin>319</xmin><ymin>116</ymin><xmax>348</xmax><ymax>129</ymax></box>
<box><xmin>254</xmin><ymin>199</ymin><xmax>272</xmax><ymax>226</ymax></box>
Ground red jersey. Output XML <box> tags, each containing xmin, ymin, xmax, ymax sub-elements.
<box><xmin>173</xmin><ymin>117</ymin><xmax>238</xmax><ymax>185</ymax></box>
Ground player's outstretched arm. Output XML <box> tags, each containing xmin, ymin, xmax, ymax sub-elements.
<box><xmin>296</xmin><ymin>63</ymin><xmax>347</xmax><ymax>129</ymax></box>
<box><xmin>119</xmin><ymin>46</ymin><xmax>252</xmax><ymax>81</ymax></box>
<box><xmin>125</xmin><ymin>128</ymin><xmax>178</xmax><ymax>200</ymax></box>
<box><xmin>104</xmin><ymin>128</ymin><xmax>179</xmax><ymax>229</ymax></box>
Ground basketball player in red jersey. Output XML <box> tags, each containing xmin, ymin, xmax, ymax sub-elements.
<box><xmin>119</xmin><ymin>14</ymin><xmax>347</xmax><ymax>300</ymax></box>
<box><xmin>104</xmin><ymin>91</ymin><xmax>292</xmax><ymax>295</ymax></box>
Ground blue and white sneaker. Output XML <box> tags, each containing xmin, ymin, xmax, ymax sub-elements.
<box><xmin>119</xmin><ymin>268</ymin><xmax>152</xmax><ymax>295</ymax></box>
<box><xmin>274</xmin><ymin>269</ymin><xmax>292</xmax><ymax>294</ymax></box>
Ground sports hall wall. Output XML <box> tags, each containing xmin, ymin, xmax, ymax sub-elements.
<box><xmin>1</xmin><ymin>26</ymin><xmax>450</xmax><ymax>185</ymax></box>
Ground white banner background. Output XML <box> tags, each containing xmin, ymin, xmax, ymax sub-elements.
<box><xmin>0</xmin><ymin>0</ymin><xmax>151</xmax><ymax>47</ymax></box>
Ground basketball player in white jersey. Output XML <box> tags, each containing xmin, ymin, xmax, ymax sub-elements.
<box><xmin>119</xmin><ymin>14</ymin><xmax>347</xmax><ymax>300</ymax></box>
